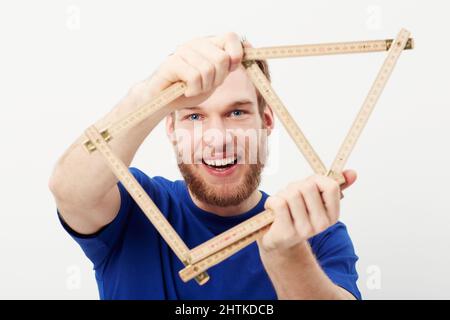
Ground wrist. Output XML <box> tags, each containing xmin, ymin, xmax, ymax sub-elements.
<box><xmin>259</xmin><ymin>240</ymin><xmax>314</xmax><ymax>270</ymax></box>
<box><xmin>126</xmin><ymin>80</ymin><xmax>162</xmax><ymax>109</ymax></box>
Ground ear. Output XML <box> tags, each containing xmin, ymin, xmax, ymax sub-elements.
<box><xmin>165</xmin><ymin>112</ymin><xmax>176</xmax><ymax>143</ymax></box>
<box><xmin>262</xmin><ymin>104</ymin><xmax>274</xmax><ymax>135</ymax></box>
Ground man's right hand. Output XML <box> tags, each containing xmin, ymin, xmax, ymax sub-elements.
<box><xmin>134</xmin><ymin>32</ymin><xmax>245</xmax><ymax>109</ymax></box>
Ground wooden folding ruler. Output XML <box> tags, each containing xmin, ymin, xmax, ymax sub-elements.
<box><xmin>83</xmin><ymin>29</ymin><xmax>413</xmax><ymax>285</ymax></box>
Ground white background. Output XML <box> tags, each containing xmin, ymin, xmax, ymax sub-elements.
<box><xmin>0</xmin><ymin>0</ymin><xmax>449</xmax><ymax>299</ymax></box>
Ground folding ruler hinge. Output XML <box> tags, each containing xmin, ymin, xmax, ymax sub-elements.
<box><xmin>182</xmin><ymin>258</ymin><xmax>209</xmax><ymax>285</ymax></box>
<box><xmin>386</xmin><ymin>38</ymin><xmax>414</xmax><ymax>50</ymax></box>
<box><xmin>242</xmin><ymin>60</ymin><xmax>256</xmax><ymax>69</ymax></box>
<box><xmin>84</xmin><ymin>129</ymin><xmax>111</xmax><ymax>153</ymax></box>
<box><xmin>326</xmin><ymin>170</ymin><xmax>347</xmax><ymax>185</ymax></box>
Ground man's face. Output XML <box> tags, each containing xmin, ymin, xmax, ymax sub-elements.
<box><xmin>166</xmin><ymin>65</ymin><xmax>274</xmax><ymax>208</ymax></box>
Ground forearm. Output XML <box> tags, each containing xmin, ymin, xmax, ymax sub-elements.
<box><xmin>49</xmin><ymin>80</ymin><xmax>176</xmax><ymax>205</ymax></box>
<box><xmin>260</xmin><ymin>241</ymin><xmax>354</xmax><ymax>300</ymax></box>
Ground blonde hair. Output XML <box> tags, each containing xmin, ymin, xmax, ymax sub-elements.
<box><xmin>254</xmin><ymin>59</ymin><xmax>271</xmax><ymax>116</ymax></box>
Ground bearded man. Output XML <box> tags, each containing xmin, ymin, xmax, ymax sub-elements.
<box><xmin>49</xmin><ymin>32</ymin><xmax>360</xmax><ymax>300</ymax></box>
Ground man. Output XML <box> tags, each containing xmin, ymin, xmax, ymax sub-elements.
<box><xmin>49</xmin><ymin>32</ymin><xmax>360</xmax><ymax>299</ymax></box>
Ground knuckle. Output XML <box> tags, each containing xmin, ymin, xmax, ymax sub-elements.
<box><xmin>296</xmin><ymin>225</ymin><xmax>310</xmax><ymax>240</ymax></box>
<box><xmin>302</xmin><ymin>224</ymin><xmax>313</xmax><ymax>238</ymax></box>
<box><xmin>302</xmin><ymin>180</ymin><xmax>317</xmax><ymax>194</ymax></box>
<box><xmin>268</xmin><ymin>196</ymin><xmax>287</xmax><ymax>211</ymax></box>
<box><xmin>188</xmin><ymin>71</ymin><xmax>201</xmax><ymax>85</ymax></box>
<box><xmin>274</xmin><ymin>200</ymin><xmax>287</xmax><ymax>212</ymax></box>
<box><xmin>215</xmin><ymin>52</ymin><xmax>230</xmax><ymax>67</ymax></box>
<box><xmin>187</xmin><ymin>37</ymin><xmax>202</xmax><ymax>46</ymax></box>
<box><xmin>166</xmin><ymin>54</ymin><xmax>179</xmax><ymax>65</ymax></box>
<box><xmin>264</xmin><ymin>196</ymin><xmax>276</xmax><ymax>209</ymax></box>
<box><xmin>175</xmin><ymin>44</ymin><xmax>188</xmax><ymax>55</ymax></box>
<box><xmin>327</xmin><ymin>179</ymin><xmax>340</xmax><ymax>192</ymax></box>
<box><xmin>201</xmin><ymin>62</ymin><xmax>215</xmax><ymax>78</ymax></box>
<box><xmin>285</xmin><ymin>189</ymin><xmax>299</xmax><ymax>202</ymax></box>
<box><xmin>185</xmin><ymin>89</ymin><xmax>195</xmax><ymax>97</ymax></box>
<box><xmin>314</xmin><ymin>219</ymin><xmax>329</xmax><ymax>233</ymax></box>
<box><xmin>329</xmin><ymin>214</ymin><xmax>339</xmax><ymax>225</ymax></box>
<box><xmin>224</xmin><ymin>31</ymin><xmax>239</xmax><ymax>41</ymax></box>
<box><xmin>287</xmin><ymin>181</ymin><xmax>298</xmax><ymax>190</ymax></box>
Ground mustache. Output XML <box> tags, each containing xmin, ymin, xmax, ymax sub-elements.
<box><xmin>178</xmin><ymin>145</ymin><xmax>264</xmax><ymax>165</ymax></box>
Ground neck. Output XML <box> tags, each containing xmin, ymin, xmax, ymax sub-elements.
<box><xmin>188</xmin><ymin>188</ymin><xmax>262</xmax><ymax>217</ymax></box>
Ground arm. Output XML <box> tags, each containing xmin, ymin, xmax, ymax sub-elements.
<box><xmin>48</xmin><ymin>81</ymin><xmax>176</xmax><ymax>235</ymax></box>
<box><xmin>48</xmin><ymin>32</ymin><xmax>244</xmax><ymax>235</ymax></box>
<box><xmin>259</xmin><ymin>241</ymin><xmax>355</xmax><ymax>300</ymax></box>
<box><xmin>257</xmin><ymin>170</ymin><xmax>358</xmax><ymax>300</ymax></box>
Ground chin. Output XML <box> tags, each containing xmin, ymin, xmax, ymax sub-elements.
<box><xmin>205</xmin><ymin>178</ymin><xmax>242</xmax><ymax>193</ymax></box>
<box><xmin>179</xmin><ymin>161</ymin><xmax>263</xmax><ymax>208</ymax></box>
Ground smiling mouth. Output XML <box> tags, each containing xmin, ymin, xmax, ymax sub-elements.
<box><xmin>202</xmin><ymin>156</ymin><xmax>238</xmax><ymax>171</ymax></box>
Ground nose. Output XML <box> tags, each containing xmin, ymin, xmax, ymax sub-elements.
<box><xmin>202</xmin><ymin>116</ymin><xmax>233</xmax><ymax>156</ymax></box>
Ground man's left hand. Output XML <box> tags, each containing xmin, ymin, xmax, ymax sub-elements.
<box><xmin>258</xmin><ymin>170</ymin><xmax>357</xmax><ymax>255</ymax></box>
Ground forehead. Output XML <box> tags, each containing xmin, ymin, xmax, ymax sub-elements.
<box><xmin>197</xmin><ymin>65</ymin><xmax>257</xmax><ymax>109</ymax></box>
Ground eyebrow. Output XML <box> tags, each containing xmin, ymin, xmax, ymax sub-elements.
<box><xmin>181</xmin><ymin>99</ymin><xmax>253</xmax><ymax>111</ymax></box>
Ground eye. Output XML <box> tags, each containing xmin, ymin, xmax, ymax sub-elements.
<box><xmin>187</xmin><ymin>113</ymin><xmax>202</xmax><ymax>121</ymax></box>
<box><xmin>230</xmin><ymin>109</ymin><xmax>245</xmax><ymax>117</ymax></box>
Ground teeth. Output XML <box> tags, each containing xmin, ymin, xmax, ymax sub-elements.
<box><xmin>204</xmin><ymin>157</ymin><xmax>236</xmax><ymax>167</ymax></box>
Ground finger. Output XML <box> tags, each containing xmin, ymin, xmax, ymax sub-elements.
<box><xmin>192</xmin><ymin>41</ymin><xmax>230</xmax><ymax>87</ymax></box>
<box><xmin>222</xmin><ymin>32</ymin><xmax>244</xmax><ymax>71</ymax></box>
<box><xmin>280</xmin><ymin>187</ymin><xmax>312</xmax><ymax>240</ymax></box>
<box><xmin>340</xmin><ymin>169</ymin><xmax>358</xmax><ymax>191</ymax></box>
<box><xmin>299</xmin><ymin>179</ymin><xmax>330</xmax><ymax>234</ymax></box>
<box><xmin>208</xmin><ymin>35</ymin><xmax>225</xmax><ymax>48</ymax></box>
<box><xmin>312</xmin><ymin>175</ymin><xmax>341</xmax><ymax>225</ymax></box>
<box><xmin>165</xmin><ymin>55</ymin><xmax>202</xmax><ymax>97</ymax></box>
<box><xmin>263</xmin><ymin>196</ymin><xmax>296</xmax><ymax>250</ymax></box>
<box><xmin>178</xmin><ymin>45</ymin><xmax>216</xmax><ymax>92</ymax></box>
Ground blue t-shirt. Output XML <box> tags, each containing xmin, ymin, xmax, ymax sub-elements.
<box><xmin>58</xmin><ymin>167</ymin><xmax>361</xmax><ymax>299</ymax></box>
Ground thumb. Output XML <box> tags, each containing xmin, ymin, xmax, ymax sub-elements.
<box><xmin>340</xmin><ymin>169</ymin><xmax>358</xmax><ymax>191</ymax></box>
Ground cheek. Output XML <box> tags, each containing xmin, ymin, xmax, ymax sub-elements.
<box><xmin>193</xmin><ymin>136</ymin><xmax>203</xmax><ymax>155</ymax></box>
<box><xmin>171</xmin><ymin>126</ymin><xmax>200</xmax><ymax>161</ymax></box>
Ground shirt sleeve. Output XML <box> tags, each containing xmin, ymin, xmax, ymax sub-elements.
<box><xmin>57</xmin><ymin>167</ymin><xmax>152</xmax><ymax>270</ymax></box>
<box><xmin>309</xmin><ymin>221</ymin><xmax>361</xmax><ymax>300</ymax></box>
